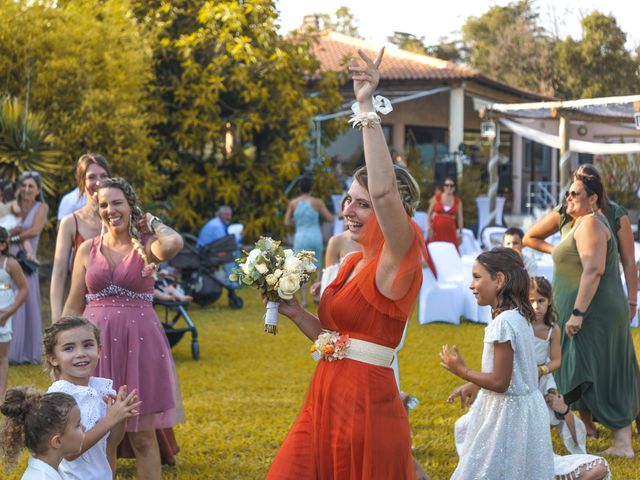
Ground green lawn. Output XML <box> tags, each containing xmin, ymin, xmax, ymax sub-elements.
<box><xmin>3</xmin><ymin>292</ymin><xmax>640</xmax><ymax>479</ymax></box>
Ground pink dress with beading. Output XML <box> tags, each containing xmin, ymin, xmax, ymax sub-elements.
<box><xmin>83</xmin><ymin>236</ymin><xmax>178</xmax><ymax>432</ymax></box>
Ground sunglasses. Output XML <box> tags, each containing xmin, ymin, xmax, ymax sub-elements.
<box><xmin>444</xmin><ymin>183</ymin><xmax>455</xmax><ymax>187</ymax></box>
<box><xmin>21</xmin><ymin>170</ymin><xmax>41</xmax><ymax>177</ymax></box>
<box><xmin>564</xmin><ymin>189</ymin><xmax>584</xmax><ymax>199</ymax></box>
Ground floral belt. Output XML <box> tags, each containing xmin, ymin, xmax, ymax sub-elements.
<box><xmin>311</xmin><ymin>330</ymin><xmax>395</xmax><ymax>367</ymax></box>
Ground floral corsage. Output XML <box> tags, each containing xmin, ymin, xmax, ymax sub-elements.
<box><xmin>142</xmin><ymin>262</ymin><xmax>158</xmax><ymax>278</ymax></box>
<box><xmin>311</xmin><ymin>330</ymin><xmax>351</xmax><ymax>362</ymax></box>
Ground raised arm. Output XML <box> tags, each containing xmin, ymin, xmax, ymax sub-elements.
<box><xmin>50</xmin><ymin>216</ymin><xmax>74</xmax><ymax>323</ymax></box>
<box><xmin>523</xmin><ymin>209</ymin><xmax>561</xmax><ymax>254</ymax></box>
<box><xmin>283</xmin><ymin>200</ymin><xmax>296</xmax><ymax>227</ymax></box>
<box><xmin>145</xmin><ymin>214</ymin><xmax>184</xmax><ymax>262</ymax></box>
<box><xmin>349</xmin><ymin>49</ymin><xmax>415</xmax><ymax>283</ymax></box>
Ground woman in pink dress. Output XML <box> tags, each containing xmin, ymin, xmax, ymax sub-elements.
<box><xmin>63</xmin><ymin>178</ymin><xmax>184</xmax><ymax>479</ymax></box>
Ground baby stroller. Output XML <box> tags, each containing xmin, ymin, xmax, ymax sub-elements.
<box><xmin>169</xmin><ymin>233</ymin><xmax>244</xmax><ymax>309</ymax></box>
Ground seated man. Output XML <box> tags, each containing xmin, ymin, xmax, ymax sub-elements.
<box><xmin>197</xmin><ymin>206</ymin><xmax>242</xmax><ymax>307</ymax></box>
<box><xmin>503</xmin><ymin>227</ymin><xmax>538</xmax><ymax>275</ymax></box>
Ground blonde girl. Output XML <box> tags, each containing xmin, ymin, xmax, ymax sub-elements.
<box><xmin>44</xmin><ymin>316</ymin><xmax>140</xmax><ymax>480</ymax></box>
<box><xmin>0</xmin><ymin>386</ymin><xmax>83</xmax><ymax>479</ymax></box>
<box><xmin>0</xmin><ymin>226</ymin><xmax>28</xmax><ymax>399</ymax></box>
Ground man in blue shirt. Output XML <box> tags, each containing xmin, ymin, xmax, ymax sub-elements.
<box><xmin>197</xmin><ymin>206</ymin><xmax>242</xmax><ymax>307</ymax></box>
<box><xmin>197</xmin><ymin>206</ymin><xmax>233</xmax><ymax>248</ymax></box>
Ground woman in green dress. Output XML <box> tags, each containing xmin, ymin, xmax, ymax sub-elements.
<box><xmin>529</xmin><ymin>171</ymin><xmax>640</xmax><ymax>457</ymax></box>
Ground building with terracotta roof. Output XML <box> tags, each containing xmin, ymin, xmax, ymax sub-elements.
<box><xmin>308</xmin><ymin>21</ymin><xmax>640</xmax><ymax>219</ymax></box>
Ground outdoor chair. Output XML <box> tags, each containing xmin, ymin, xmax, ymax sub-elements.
<box><xmin>413</xmin><ymin>210</ymin><xmax>429</xmax><ymax>240</ymax></box>
<box><xmin>480</xmin><ymin>226</ymin><xmax>508</xmax><ymax>250</ymax></box>
<box><xmin>460</xmin><ymin>228</ymin><xmax>481</xmax><ymax>255</ymax></box>
<box><xmin>476</xmin><ymin>196</ymin><xmax>505</xmax><ymax>236</ymax></box>
<box><xmin>418</xmin><ymin>267</ymin><xmax>463</xmax><ymax>325</ymax></box>
<box><xmin>427</xmin><ymin>241</ymin><xmax>478</xmax><ymax>322</ymax></box>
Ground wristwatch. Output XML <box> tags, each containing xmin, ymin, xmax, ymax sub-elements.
<box><xmin>571</xmin><ymin>308</ymin><xmax>586</xmax><ymax>317</ymax></box>
<box><xmin>148</xmin><ymin>215</ymin><xmax>162</xmax><ymax>234</ymax></box>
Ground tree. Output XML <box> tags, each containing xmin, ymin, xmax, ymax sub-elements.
<box><xmin>461</xmin><ymin>0</ymin><xmax>555</xmax><ymax>95</ymax></box>
<box><xmin>553</xmin><ymin>12</ymin><xmax>640</xmax><ymax>98</ymax></box>
<box><xmin>0</xmin><ymin>97</ymin><xmax>64</xmax><ymax>196</ymax></box>
<box><xmin>317</xmin><ymin>6</ymin><xmax>361</xmax><ymax>38</ymax></box>
<box><xmin>387</xmin><ymin>32</ymin><xmax>427</xmax><ymax>55</ymax></box>
<box><xmin>425</xmin><ymin>38</ymin><xmax>466</xmax><ymax>63</ymax></box>
<box><xmin>133</xmin><ymin>1</ymin><xmax>345</xmax><ymax>237</ymax></box>
<box><xmin>0</xmin><ymin>0</ymin><xmax>160</xmax><ymax>198</ymax></box>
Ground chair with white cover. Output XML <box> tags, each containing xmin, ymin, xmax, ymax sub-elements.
<box><xmin>418</xmin><ymin>267</ymin><xmax>463</xmax><ymax>325</ymax></box>
<box><xmin>413</xmin><ymin>211</ymin><xmax>429</xmax><ymax>240</ymax></box>
<box><xmin>476</xmin><ymin>196</ymin><xmax>505</xmax><ymax>236</ymax></box>
<box><xmin>460</xmin><ymin>228</ymin><xmax>481</xmax><ymax>255</ymax></box>
<box><xmin>481</xmin><ymin>226</ymin><xmax>508</xmax><ymax>250</ymax></box>
<box><xmin>427</xmin><ymin>242</ymin><xmax>478</xmax><ymax>322</ymax></box>
<box><xmin>632</xmin><ymin>290</ymin><xmax>640</xmax><ymax>328</ymax></box>
<box><xmin>227</xmin><ymin>223</ymin><xmax>244</xmax><ymax>245</ymax></box>
<box><xmin>331</xmin><ymin>194</ymin><xmax>346</xmax><ymax>236</ymax></box>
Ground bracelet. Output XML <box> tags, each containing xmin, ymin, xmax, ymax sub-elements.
<box><xmin>538</xmin><ymin>365</ymin><xmax>549</xmax><ymax>376</ymax></box>
<box><xmin>558</xmin><ymin>405</ymin><xmax>571</xmax><ymax>418</ymax></box>
<box><xmin>348</xmin><ymin>112</ymin><xmax>381</xmax><ymax>129</ymax></box>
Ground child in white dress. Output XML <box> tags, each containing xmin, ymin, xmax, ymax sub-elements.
<box><xmin>0</xmin><ymin>184</ymin><xmax>37</xmax><ymax>263</ymax></box>
<box><xmin>0</xmin><ymin>385</ymin><xmax>84</xmax><ymax>480</ymax></box>
<box><xmin>44</xmin><ymin>317</ymin><xmax>141</xmax><ymax>480</ymax></box>
<box><xmin>441</xmin><ymin>248</ymin><xmax>554</xmax><ymax>479</ymax></box>
<box><xmin>0</xmin><ymin>227</ymin><xmax>28</xmax><ymax>399</ymax></box>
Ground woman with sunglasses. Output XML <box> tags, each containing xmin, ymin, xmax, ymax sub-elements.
<box><xmin>7</xmin><ymin>171</ymin><xmax>48</xmax><ymax>364</ymax></box>
<box><xmin>525</xmin><ymin>168</ymin><xmax>640</xmax><ymax>457</ymax></box>
<box><xmin>425</xmin><ymin>177</ymin><xmax>463</xmax><ymax>273</ymax></box>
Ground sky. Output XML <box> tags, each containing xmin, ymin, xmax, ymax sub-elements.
<box><xmin>275</xmin><ymin>0</ymin><xmax>640</xmax><ymax>50</ymax></box>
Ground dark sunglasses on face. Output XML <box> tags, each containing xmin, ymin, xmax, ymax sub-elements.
<box><xmin>564</xmin><ymin>189</ymin><xmax>584</xmax><ymax>199</ymax></box>
<box><xmin>444</xmin><ymin>183</ymin><xmax>455</xmax><ymax>188</ymax></box>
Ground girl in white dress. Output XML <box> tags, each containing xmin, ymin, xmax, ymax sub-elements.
<box><xmin>44</xmin><ymin>317</ymin><xmax>141</xmax><ymax>480</ymax></box>
<box><xmin>440</xmin><ymin>248</ymin><xmax>555</xmax><ymax>479</ymax></box>
<box><xmin>0</xmin><ymin>386</ymin><xmax>84</xmax><ymax>480</ymax></box>
<box><xmin>0</xmin><ymin>227</ymin><xmax>28</xmax><ymax>399</ymax></box>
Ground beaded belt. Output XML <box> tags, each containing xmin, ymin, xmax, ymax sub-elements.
<box><xmin>85</xmin><ymin>284</ymin><xmax>153</xmax><ymax>303</ymax></box>
<box><xmin>311</xmin><ymin>331</ymin><xmax>395</xmax><ymax>367</ymax></box>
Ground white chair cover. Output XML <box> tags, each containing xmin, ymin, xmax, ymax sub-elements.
<box><xmin>476</xmin><ymin>196</ymin><xmax>505</xmax><ymax>236</ymax></box>
<box><xmin>460</xmin><ymin>228</ymin><xmax>481</xmax><ymax>256</ymax></box>
<box><xmin>481</xmin><ymin>226</ymin><xmax>508</xmax><ymax>250</ymax></box>
<box><xmin>427</xmin><ymin>242</ymin><xmax>478</xmax><ymax>322</ymax></box>
<box><xmin>227</xmin><ymin>223</ymin><xmax>243</xmax><ymax>244</ymax></box>
<box><xmin>418</xmin><ymin>267</ymin><xmax>463</xmax><ymax>325</ymax></box>
<box><xmin>413</xmin><ymin>211</ymin><xmax>429</xmax><ymax>240</ymax></box>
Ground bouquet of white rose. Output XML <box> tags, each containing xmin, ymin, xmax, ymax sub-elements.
<box><xmin>229</xmin><ymin>237</ymin><xmax>317</xmax><ymax>334</ymax></box>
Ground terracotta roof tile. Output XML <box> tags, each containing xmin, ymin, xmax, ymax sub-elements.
<box><xmin>311</xmin><ymin>31</ymin><xmax>480</xmax><ymax>81</ymax></box>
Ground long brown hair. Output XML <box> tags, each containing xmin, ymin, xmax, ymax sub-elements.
<box><xmin>0</xmin><ymin>386</ymin><xmax>77</xmax><ymax>468</ymax></box>
<box><xmin>530</xmin><ymin>276</ymin><xmax>557</xmax><ymax>327</ymax></box>
<box><xmin>475</xmin><ymin>248</ymin><xmax>536</xmax><ymax>322</ymax></box>
<box><xmin>75</xmin><ymin>153</ymin><xmax>112</xmax><ymax>197</ymax></box>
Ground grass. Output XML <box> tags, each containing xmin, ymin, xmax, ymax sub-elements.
<box><xmin>3</xmin><ymin>291</ymin><xmax>640</xmax><ymax>478</ymax></box>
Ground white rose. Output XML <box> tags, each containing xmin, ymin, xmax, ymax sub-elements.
<box><xmin>247</xmin><ymin>248</ymin><xmax>261</xmax><ymax>264</ymax></box>
<box><xmin>274</xmin><ymin>269</ymin><xmax>283</xmax><ymax>278</ymax></box>
<box><xmin>284</xmin><ymin>256</ymin><xmax>303</xmax><ymax>272</ymax></box>
<box><xmin>241</xmin><ymin>262</ymin><xmax>253</xmax><ymax>275</ymax></box>
<box><xmin>255</xmin><ymin>263</ymin><xmax>268</xmax><ymax>274</ymax></box>
<box><xmin>283</xmin><ymin>249</ymin><xmax>294</xmax><ymax>258</ymax></box>
<box><xmin>302</xmin><ymin>257</ymin><xmax>317</xmax><ymax>273</ymax></box>
<box><xmin>266</xmin><ymin>273</ymin><xmax>278</xmax><ymax>286</ymax></box>
<box><xmin>277</xmin><ymin>273</ymin><xmax>300</xmax><ymax>299</ymax></box>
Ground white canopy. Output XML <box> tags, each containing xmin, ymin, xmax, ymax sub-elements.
<box><xmin>499</xmin><ymin>117</ymin><xmax>640</xmax><ymax>155</ymax></box>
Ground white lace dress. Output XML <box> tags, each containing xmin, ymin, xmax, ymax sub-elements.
<box><xmin>452</xmin><ymin>309</ymin><xmax>554</xmax><ymax>480</ymax></box>
<box><xmin>48</xmin><ymin>377</ymin><xmax>116</xmax><ymax>480</ymax></box>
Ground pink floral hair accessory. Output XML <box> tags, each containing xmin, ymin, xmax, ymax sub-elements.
<box><xmin>311</xmin><ymin>330</ymin><xmax>351</xmax><ymax>362</ymax></box>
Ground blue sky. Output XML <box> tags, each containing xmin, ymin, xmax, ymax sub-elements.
<box><xmin>276</xmin><ymin>0</ymin><xmax>640</xmax><ymax>50</ymax></box>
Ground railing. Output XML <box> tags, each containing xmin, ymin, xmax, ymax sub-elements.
<box><xmin>526</xmin><ymin>181</ymin><xmax>558</xmax><ymax>214</ymax></box>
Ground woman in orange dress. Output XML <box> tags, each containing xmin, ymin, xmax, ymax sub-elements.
<box><xmin>425</xmin><ymin>177</ymin><xmax>463</xmax><ymax>273</ymax></box>
<box><xmin>266</xmin><ymin>48</ymin><xmax>426</xmax><ymax>480</ymax></box>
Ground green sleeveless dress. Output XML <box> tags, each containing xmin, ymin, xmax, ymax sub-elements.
<box><xmin>552</xmin><ymin>212</ymin><xmax>640</xmax><ymax>429</ymax></box>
